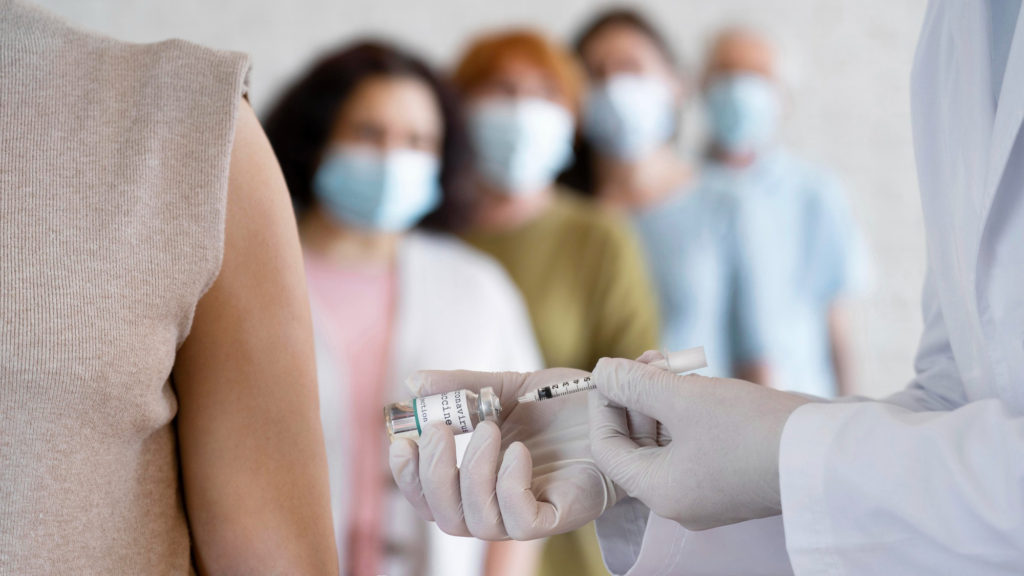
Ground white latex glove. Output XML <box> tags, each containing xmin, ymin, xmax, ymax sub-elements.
<box><xmin>389</xmin><ymin>368</ymin><xmax>639</xmax><ymax>541</ymax></box>
<box><xmin>589</xmin><ymin>352</ymin><xmax>813</xmax><ymax>531</ymax></box>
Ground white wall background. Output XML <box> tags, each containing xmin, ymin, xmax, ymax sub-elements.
<box><xmin>34</xmin><ymin>0</ymin><xmax>928</xmax><ymax>398</ymax></box>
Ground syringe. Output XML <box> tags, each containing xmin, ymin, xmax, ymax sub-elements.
<box><xmin>517</xmin><ymin>346</ymin><xmax>707</xmax><ymax>404</ymax></box>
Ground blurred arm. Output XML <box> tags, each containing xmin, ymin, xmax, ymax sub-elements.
<box><xmin>736</xmin><ymin>362</ymin><xmax>773</xmax><ymax>387</ymax></box>
<box><xmin>814</xmin><ymin>176</ymin><xmax>870</xmax><ymax>397</ymax></box>
<box><xmin>172</xmin><ymin>101</ymin><xmax>338</xmax><ymax>575</ymax></box>
<box><xmin>827</xmin><ymin>300</ymin><xmax>854</xmax><ymax>396</ymax></box>
<box><xmin>484</xmin><ymin>540</ymin><xmax>544</xmax><ymax>576</ymax></box>
<box><xmin>729</xmin><ymin>206</ymin><xmax>772</xmax><ymax>386</ymax></box>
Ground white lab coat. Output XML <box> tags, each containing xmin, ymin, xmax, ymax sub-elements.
<box><xmin>595</xmin><ymin>1</ymin><xmax>1024</xmax><ymax>573</ymax></box>
<box><xmin>314</xmin><ymin>231</ymin><xmax>543</xmax><ymax>576</ymax></box>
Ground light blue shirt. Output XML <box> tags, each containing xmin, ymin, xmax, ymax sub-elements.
<box><xmin>702</xmin><ymin>150</ymin><xmax>871</xmax><ymax>397</ymax></box>
<box><xmin>632</xmin><ymin>186</ymin><xmax>762</xmax><ymax>377</ymax></box>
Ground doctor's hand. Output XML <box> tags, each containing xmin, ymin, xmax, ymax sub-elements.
<box><xmin>389</xmin><ymin>368</ymin><xmax>629</xmax><ymax>541</ymax></box>
<box><xmin>589</xmin><ymin>353</ymin><xmax>813</xmax><ymax>531</ymax></box>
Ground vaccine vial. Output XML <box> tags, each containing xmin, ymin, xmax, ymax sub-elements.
<box><xmin>385</xmin><ymin>387</ymin><xmax>502</xmax><ymax>443</ymax></box>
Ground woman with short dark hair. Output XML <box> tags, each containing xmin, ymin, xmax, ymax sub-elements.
<box><xmin>264</xmin><ymin>41</ymin><xmax>542</xmax><ymax>576</ymax></box>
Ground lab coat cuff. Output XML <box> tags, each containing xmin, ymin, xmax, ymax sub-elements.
<box><xmin>595</xmin><ymin>496</ymin><xmax>650</xmax><ymax>575</ymax></box>
<box><xmin>779</xmin><ymin>402</ymin><xmax>853</xmax><ymax>576</ymax></box>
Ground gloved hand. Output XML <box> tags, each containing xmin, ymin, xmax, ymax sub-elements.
<box><xmin>389</xmin><ymin>368</ymin><xmax>641</xmax><ymax>541</ymax></box>
<box><xmin>589</xmin><ymin>352</ymin><xmax>813</xmax><ymax>531</ymax></box>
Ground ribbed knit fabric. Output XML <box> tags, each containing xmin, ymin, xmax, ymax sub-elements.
<box><xmin>0</xmin><ymin>2</ymin><xmax>250</xmax><ymax>573</ymax></box>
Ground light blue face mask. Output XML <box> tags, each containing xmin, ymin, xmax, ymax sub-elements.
<box><xmin>704</xmin><ymin>73</ymin><xmax>781</xmax><ymax>155</ymax></box>
<box><xmin>583</xmin><ymin>74</ymin><xmax>677</xmax><ymax>160</ymax></box>
<box><xmin>468</xmin><ymin>98</ymin><xmax>575</xmax><ymax>195</ymax></box>
<box><xmin>313</xmin><ymin>147</ymin><xmax>441</xmax><ymax>232</ymax></box>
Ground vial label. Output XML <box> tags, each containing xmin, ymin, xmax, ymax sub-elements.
<box><xmin>415</xmin><ymin>390</ymin><xmax>475</xmax><ymax>436</ymax></box>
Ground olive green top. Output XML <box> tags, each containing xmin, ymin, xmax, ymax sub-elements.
<box><xmin>462</xmin><ymin>191</ymin><xmax>659</xmax><ymax>370</ymax></box>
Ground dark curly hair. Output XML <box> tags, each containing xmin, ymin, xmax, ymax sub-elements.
<box><xmin>263</xmin><ymin>41</ymin><xmax>473</xmax><ymax>231</ymax></box>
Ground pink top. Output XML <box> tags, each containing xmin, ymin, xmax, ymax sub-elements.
<box><xmin>304</xmin><ymin>252</ymin><xmax>395</xmax><ymax>576</ymax></box>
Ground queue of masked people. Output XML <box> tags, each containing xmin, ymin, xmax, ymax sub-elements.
<box><xmin>1</xmin><ymin>1</ymin><xmax>869</xmax><ymax>575</ymax></box>
<box><xmin>261</xmin><ymin>7</ymin><xmax>868</xmax><ymax>575</ymax></box>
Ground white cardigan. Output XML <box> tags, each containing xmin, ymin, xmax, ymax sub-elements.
<box><xmin>313</xmin><ymin>231</ymin><xmax>543</xmax><ymax>576</ymax></box>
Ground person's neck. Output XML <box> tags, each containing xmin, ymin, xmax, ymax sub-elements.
<box><xmin>299</xmin><ymin>207</ymin><xmax>400</xmax><ymax>267</ymax></box>
<box><xmin>594</xmin><ymin>146</ymin><xmax>693</xmax><ymax>211</ymax></box>
<box><xmin>470</xmin><ymin>181</ymin><xmax>554</xmax><ymax>233</ymax></box>
<box><xmin>710</xmin><ymin>144</ymin><xmax>759</xmax><ymax>169</ymax></box>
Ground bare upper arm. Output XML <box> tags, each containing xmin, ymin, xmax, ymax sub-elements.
<box><xmin>828</xmin><ymin>300</ymin><xmax>854</xmax><ymax>396</ymax></box>
<box><xmin>172</xmin><ymin>100</ymin><xmax>337</xmax><ymax>575</ymax></box>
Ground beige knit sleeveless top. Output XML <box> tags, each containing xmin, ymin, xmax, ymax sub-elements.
<box><xmin>0</xmin><ymin>2</ymin><xmax>250</xmax><ymax>573</ymax></box>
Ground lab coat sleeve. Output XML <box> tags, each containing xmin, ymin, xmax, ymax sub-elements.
<box><xmin>780</xmin><ymin>399</ymin><xmax>1024</xmax><ymax>575</ymax></box>
<box><xmin>884</xmin><ymin>267</ymin><xmax>968</xmax><ymax>411</ymax></box>
<box><xmin>778</xmin><ymin>266</ymin><xmax>1024</xmax><ymax>574</ymax></box>
<box><xmin>595</xmin><ymin>498</ymin><xmax>794</xmax><ymax>575</ymax></box>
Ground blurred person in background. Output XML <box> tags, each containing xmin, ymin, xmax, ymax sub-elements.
<box><xmin>392</xmin><ymin>2</ymin><xmax>1024</xmax><ymax>572</ymax></box>
<box><xmin>699</xmin><ymin>26</ymin><xmax>872</xmax><ymax>397</ymax></box>
<box><xmin>548</xmin><ymin>9</ymin><xmax>767</xmax><ymax>576</ymax></box>
<box><xmin>565</xmin><ymin>8</ymin><xmax>769</xmax><ymax>383</ymax></box>
<box><xmin>452</xmin><ymin>28</ymin><xmax>658</xmax><ymax>377</ymax></box>
<box><xmin>450</xmin><ymin>28</ymin><xmax>660</xmax><ymax>576</ymax></box>
<box><xmin>263</xmin><ymin>41</ymin><xmax>543</xmax><ymax>576</ymax></box>
<box><xmin>1</xmin><ymin>1</ymin><xmax>337</xmax><ymax>574</ymax></box>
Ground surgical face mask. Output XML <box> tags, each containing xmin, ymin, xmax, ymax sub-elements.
<box><xmin>313</xmin><ymin>147</ymin><xmax>441</xmax><ymax>232</ymax></box>
<box><xmin>583</xmin><ymin>74</ymin><xmax>676</xmax><ymax>160</ymax></box>
<box><xmin>704</xmin><ymin>73</ymin><xmax>781</xmax><ymax>155</ymax></box>
<box><xmin>468</xmin><ymin>98</ymin><xmax>575</xmax><ymax>194</ymax></box>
